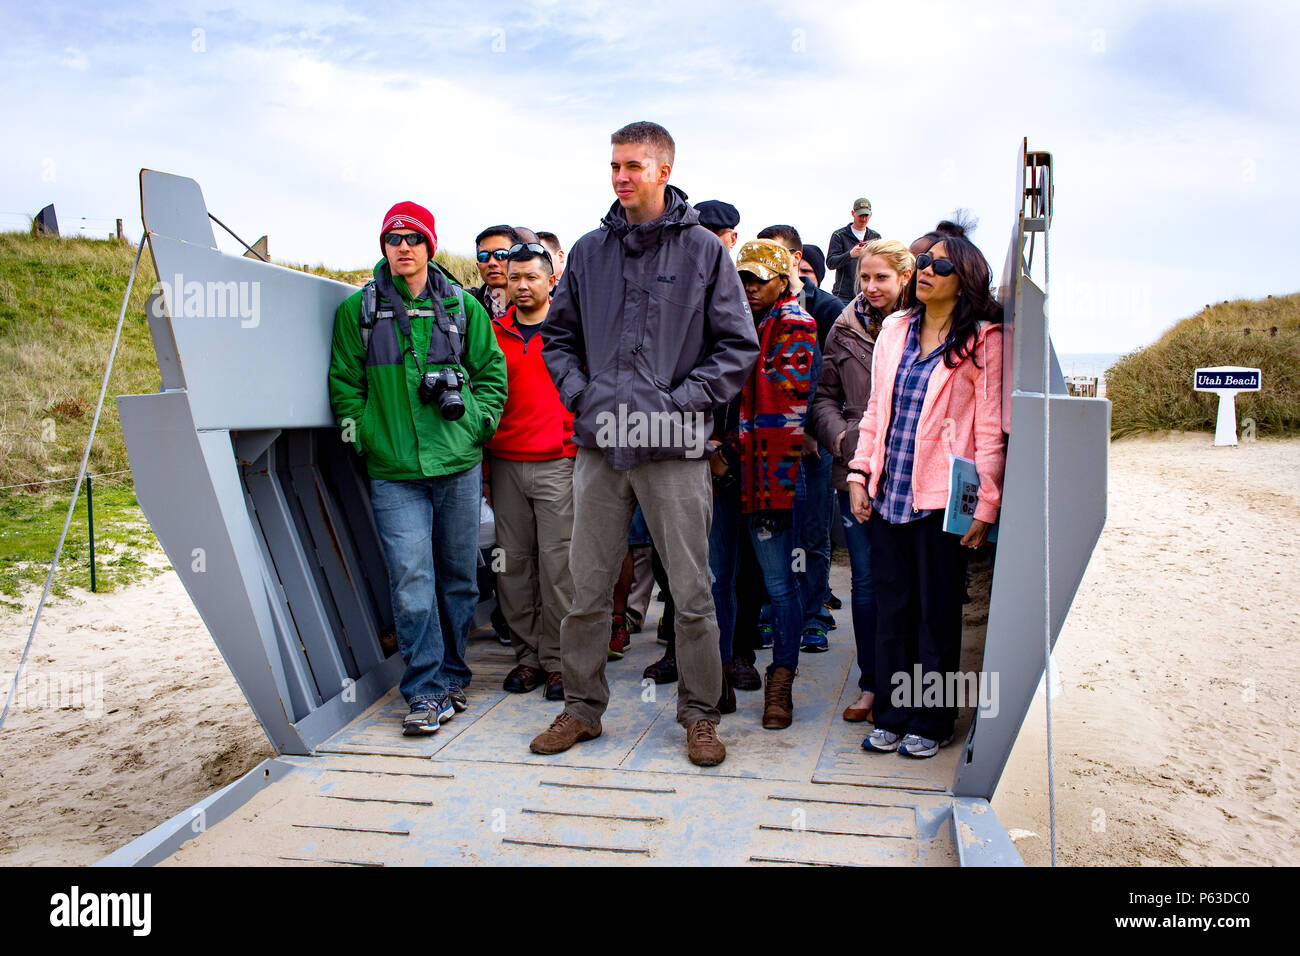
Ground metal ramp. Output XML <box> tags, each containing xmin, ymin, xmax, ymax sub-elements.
<box><xmin>112</xmin><ymin>588</ymin><xmax>1008</xmax><ymax>867</ymax></box>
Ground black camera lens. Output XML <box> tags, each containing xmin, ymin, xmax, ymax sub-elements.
<box><xmin>438</xmin><ymin>388</ymin><xmax>465</xmax><ymax>420</ymax></box>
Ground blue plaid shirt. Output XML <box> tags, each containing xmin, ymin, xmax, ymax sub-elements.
<box><xmin>874</xmin><ymin>317</ymin><xmax>944</xmax><ymax>524</ymax></box>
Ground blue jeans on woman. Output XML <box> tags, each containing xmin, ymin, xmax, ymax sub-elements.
<box><xmin>836</xmin><ymin>488</ymin><xmax>877</xmax><ymax>692</ymax></box>
<box><xmin>710</xmin><ymin>494</ymin><xmax>802</xmax><ymax>672</ymax></box>
<box><xmin>369</xmin><ymin>467</ymin><xmax>481</xmax><ymax>705</ymax></box>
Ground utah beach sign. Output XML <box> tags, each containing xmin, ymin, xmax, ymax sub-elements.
<box><xmin>1193</xmin><ymin>366</ymin><xmax>1262</xmax><ymax>446</ymax></box>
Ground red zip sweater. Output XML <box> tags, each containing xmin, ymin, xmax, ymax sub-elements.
<box><xmin>485</xmin><ymin>304</ymin><xmax>577</xmax><ymax>461</ymax></box>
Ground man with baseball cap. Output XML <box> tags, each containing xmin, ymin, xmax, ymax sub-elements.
<box><xmin>329</xmin><ymin>201</ymin><xmax>507</xmax><ymax>736</ymax></box>
<box><xmin>827</xmin><ymin>198</ymin><xmax>882</xmax><ymax>300</ymax></box>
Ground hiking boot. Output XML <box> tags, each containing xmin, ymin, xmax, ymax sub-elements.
<box><xmin>686</xmin><ymin>718</ymin><xmax>726</xmax><ymax>766</ymax></box>
<box><xmin>731</xmin><ymin>658</ymin><xmax>761</xmax><ymax>691</ymax></box>
<box><xmin>543</xmin><ymin>670</ymin><xmax>565</xmax><ymax>702</ymax></box>
<box><xmin>608</xmin><ymin>613</ymin><xmax>630</xmax><ymax>660</ymax></box>
<box><xmin>503</xmin><ymin>664</ymin><xmax>545</xmax><ymax>694</ymax></box>
<box><xmin>529</xmin><ymin>711</ymin><xmax>602</xmax><ymax>754</ymax></box>
<box><xmin>642</xmin><ymin>652</ymin><xmax>678</xmax><ymax>684</ymax></box>
<box><xmin>718</xmin><ymin>663</ymin><xmax>736</xmax><ymax>715</ymax></box>
<box><xmin>762</xmin><ymin>666</ymin><xmax>795</xmax><ymax>730</ymax></box>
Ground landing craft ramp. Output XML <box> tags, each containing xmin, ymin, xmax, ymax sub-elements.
<box><xmin>103</xmin><ymin>141</ymin><xmax>1107</xmax><ymax>866</ymax></box>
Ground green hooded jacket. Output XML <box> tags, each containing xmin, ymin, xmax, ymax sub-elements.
<box><xmin>328</xmin><ymin>260</ymin><xmax>507</xmax><ymax>480</ymax></box>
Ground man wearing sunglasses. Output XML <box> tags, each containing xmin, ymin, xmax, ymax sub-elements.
<box><xmin>471</xmin><ymin>225</ymin><xmax>520</xmax><ymax>320</ymax></box>
<box><xmin>485</xmin><ymin>232</ymin><xmax>577</xmax><ymax>703</ymax></box>
<box><xmin>530</xmin><ymin>121</ymin><xmax>759</xmax><ymax>768</ymax></box>
<box><xmin>329</xmin><ymin>201</ymin><xmax>507</xmax><ymax>737</ymax></box>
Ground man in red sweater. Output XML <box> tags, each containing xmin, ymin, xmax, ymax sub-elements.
<box><xmin>485</xmin><ymin>236</ymin><xmax>576</xmax><ymax>703</ymax></box>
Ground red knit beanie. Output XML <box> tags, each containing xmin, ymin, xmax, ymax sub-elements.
<box><xmin>380</xmin><ymin>201</ymin><xmax>438</xmax><ymax>255</ymax></box>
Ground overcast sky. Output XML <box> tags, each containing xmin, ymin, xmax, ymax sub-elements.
<box><xmin>2</xmin><ymin>0</ymin><xmax>1297</xmax><ymax>353</ymax></box>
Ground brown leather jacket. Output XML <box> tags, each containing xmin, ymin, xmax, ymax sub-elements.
<box><xmin>806</xmin><ymin>300</ymin><xmax>876</xmax><ymax>492</ymax></box>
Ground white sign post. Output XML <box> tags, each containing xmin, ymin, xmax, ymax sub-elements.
<box><xmin>1193</xmin><ymin>366</ymin><xmax>1262</xmax><ymax>446</ymax></box>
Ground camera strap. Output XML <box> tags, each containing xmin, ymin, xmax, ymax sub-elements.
<box><xmin>372</xmin><ymin>266</ymin><xmax>469</xmax><ymax>373</ymax></box>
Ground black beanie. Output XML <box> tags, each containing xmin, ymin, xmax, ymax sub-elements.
<box><xmin>801</xmin><ymin>244</ymin><xmax>827</xmax><ymax>287</ymax></box>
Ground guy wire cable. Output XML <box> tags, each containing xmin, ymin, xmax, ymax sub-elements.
<box><xmin>0</xmin><ymin>231</ymin><xmax>147</xmax><ymax>758</ymax></box>
<box><xmin>208</xmin><ymin>212</ymin><xmax>269</xmax><ymax>262</ymax></box>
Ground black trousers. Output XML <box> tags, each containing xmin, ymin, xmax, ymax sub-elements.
<box><xmin>869</xmin><ymin>511</ymin><xmax>967</xmax><ymax>740</ymax></box>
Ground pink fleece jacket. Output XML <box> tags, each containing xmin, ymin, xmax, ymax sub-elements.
<box><xmin>846</xmin><ymin>312</ymin><xmax>1007</xmax><ymax>524</ymax></box>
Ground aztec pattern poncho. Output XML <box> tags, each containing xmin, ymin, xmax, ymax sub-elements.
<box><xmin>733</xmin><ymin>293</ymin><xmax>820</xmax><ymax>515</ymax></box>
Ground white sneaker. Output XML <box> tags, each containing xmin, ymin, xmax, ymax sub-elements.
<box><xmin>897</xmin><ymin>733</ymin><xmax>953</xmax><ymax>758</ymax></box>
<box><xmin>862</xmin><ymin>729</ymin><xmax>902</xmax><ymax>753</ymax></box>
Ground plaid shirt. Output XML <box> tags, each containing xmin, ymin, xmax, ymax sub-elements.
<box><xmin>874</xmin><ymin>316</ymin><xmax>944</xmax><ymax>524</ymax></box>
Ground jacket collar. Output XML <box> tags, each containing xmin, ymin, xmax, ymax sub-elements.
<box><xmin>600</xmin><ymin>184</ymin><xmax>697</xmax><ymax>254</ymax></box>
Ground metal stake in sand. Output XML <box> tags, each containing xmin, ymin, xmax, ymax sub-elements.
<box><xmin>1193</xmin><ymin>366</ymin><xmax>1261</xmax><ymax>446</ymax></box>
<box><xmin>0</xmin><ymin>231</ymin><xmax>147</xmax><ymax>753</ymax></box>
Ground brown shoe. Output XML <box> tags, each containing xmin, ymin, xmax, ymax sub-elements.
<box><xmin>686</xmin><ymin>718</ymin><xmax>726</xmax><ymax>766</ymax></box>
<box><xmin>718</xmin><ymin>663</ymin><xmax>736</xmax><ymax>715</ymax></box>
<box><xmin>842</xmin><ymin>691</ymin><xmax>875</xmax><ymax>723</ymax></box>
<box><xmin>529</xmin><ymin>711</ymin><xmax>602</xmax><ymax>754</ymax></box>
<box><xmin>762</xmin><ymin>666</ymin><xmax>795</xmax><ymax>730</ymax></box>
<box><xmin>542</xmin><ymin>670</ymin><xmax>565</xmax><ymax>702</ymax></box>
<box><xmin>503</xmin><ymin>663</ymin><xmax>545</xmax><ymax>694</ymax></box>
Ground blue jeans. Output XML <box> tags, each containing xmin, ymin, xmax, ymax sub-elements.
<box><xmin>837</xmin><ymin>488</ymin><xmax>877</xmax><ymax>691</ymax></box>
<box><xmin>369</xmin><ymin>467</ymin><xmax>481</xmax><ymax>705</ymax></box>
<box><xmin>794</xmin><ymin>447</ymin><xmax>835</xmax><ymax>633</ymax></box>
<box><xmin>710</xmin><ymin>495</ymin><xmax>802</xmax><ymax>672</ymax></box>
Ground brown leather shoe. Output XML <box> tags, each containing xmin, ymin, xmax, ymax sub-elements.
<box><xmin>762</xmin><ymin>666</ymin><xmax>795</xmax><ymax>730</ymax></box>
<box><xmin>686</xmin><ymin>718</ymin><xmax>726</xmax><ymax>766</ymax></box>
<box><xmin>718</xmin><ymin>663</ymin><xmax>736</xmax><ymax>715</ymax></box>
<box><xmin>543</xmin><ymin>670</ymin><xmax>565</xmax><ymax>702</ymax></box>
<box><xmin>529</xmin><ymin>711</ymin><xmax>602</xmax><ymax>754</ymax></box>
<box><xmin>842</xmin><ymin>691</ymin><xmax>874</xmax><ymax>723</ymax></box>
<box><xmin>503</xmin><ymin>663</ymin><xmax>545</xmax><ymax>694</ymax></box>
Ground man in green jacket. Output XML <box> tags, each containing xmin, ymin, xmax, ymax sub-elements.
<box><xmin>328</xmin><ymin>201</ymin><xmax>507</xmax><ymax>736</ymax></box>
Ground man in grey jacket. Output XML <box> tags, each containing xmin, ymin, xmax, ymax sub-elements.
<box><xmin>532</xmin><ymin>121</ymin><xmax>759</xmax><ymax>766</ymax></box>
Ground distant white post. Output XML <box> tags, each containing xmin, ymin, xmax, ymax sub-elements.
<box><xmin>1193</xmin><ymin>366</ymin><xmax>1262</xmax><ymax>446</ymax></box>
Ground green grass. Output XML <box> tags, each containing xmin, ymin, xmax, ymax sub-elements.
<box><xmin>0</xmin><ymin>230</ymin><xmax>484</xmax><ymax>599</ymax></box>
<box><xmin>1107</xmin><ymin>293</ymin><xmax>1300</xmax><ymax>438</ymax></box>
<box><xmin>0</xmin><ymin>481</ymin><xmax>162</xmax><ymax>608</ymax></box>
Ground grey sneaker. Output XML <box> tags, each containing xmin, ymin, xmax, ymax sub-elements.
<box><xmin>862</xmin><ymin>728</ymin><xmax>903</xmax><ymax>753</ymax></box>
<box><xmin>448</xmin><ymin>684</ymin><xmax>468</xmax><ymax>712</ymax></box>
<box><xmin>897</xmin><ymin>733</ymin><xmax>953</xmax><ymax>758</ymax></box>
<box><xmin>403</xmin><ymin>696</ymin><xmax>454</xmax><ymax>736</ymax></box>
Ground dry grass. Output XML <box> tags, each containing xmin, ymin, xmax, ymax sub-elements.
<box><xmin>1107</xmin><ymin>293</ymin><xmax>1300</xmax><ymax>438</ymax></box>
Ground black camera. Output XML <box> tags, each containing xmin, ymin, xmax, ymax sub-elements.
<box><xmin>418</xmin><ymin>366</ymin><xmax>467</xmax><ymax>420</ymax></box>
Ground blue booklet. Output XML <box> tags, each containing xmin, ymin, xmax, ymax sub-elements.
<box><xmin>942</xmin><ymin>455</ymin><xmax>999</xmax><ymax>543</ymax></box>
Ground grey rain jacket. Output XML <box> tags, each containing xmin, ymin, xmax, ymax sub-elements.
<box><xmin>541</xmin><ymin>186</ymin><xmax>760</xmax><ymax>470</ymax></box>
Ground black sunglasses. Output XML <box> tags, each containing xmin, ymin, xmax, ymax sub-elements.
<box><xmin>507</xmin><ymin>242</ymin><xmax>552</xmax><ymax>262</ymax></box>
<box><xmin>476</xmin><ymin>249</ymin><xmax>511</xmax><ymax>263</ymax></box>
<box><xmin>384</xmin><ymin>231</ymin><xmax>427</xmax><ymax>247</ymax></box>
<box><xmin>915</xmin><ymin>252</ymin><xmax>956</xmax><ymax>277</ymax></box>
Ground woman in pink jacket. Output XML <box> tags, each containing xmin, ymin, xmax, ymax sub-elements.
<box><xmin>847</xmin><ymin>235</ymin><xmax>1006</xmax><ymax>758</ymax></box>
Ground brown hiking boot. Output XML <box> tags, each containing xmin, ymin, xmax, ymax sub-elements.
<box><xmin>762</xmin><ymin>666</ymin><xmax>795</xmax><ymax>730</ymax></box>
<box><xmin>529</xmin><ymin>711</ymin><xmax>602</xmax><ymax>754</ymax></box>
<box><xmin>718</xmin><ymin>662</ymin><xmax>736</xmax><ymax>715</ymax></box>
<box><xmin>686</xmin><ymin>718</ymin><xmax>726</xmax><ymax>766</ymax></box>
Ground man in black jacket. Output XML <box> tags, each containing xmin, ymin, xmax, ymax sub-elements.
<box><xmin>826</xmin><ymin>198</ymin><xmax>881</xmax><ymax>300</ymax></box>
<box><xmin>532</xmin><ymin>121</ymin><xmax>759</xmax><ymax>767</ymax></box>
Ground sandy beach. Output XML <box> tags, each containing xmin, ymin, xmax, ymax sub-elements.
<box><xmin>1</xmin><ymin>431</ymin><xmax>1296</xmax><ymax>866</ymax></box>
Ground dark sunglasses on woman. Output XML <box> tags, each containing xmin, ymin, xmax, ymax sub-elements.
<box><xmin>915</xmin><ymin>252</ymin><xmax>956</xmax><ymax>277</ymax></box>
<box><xmin>383</xmin><ymin>231</ymin><xmax>427</xmax><ymax>247</ymax></box>
<box><xmin>476</xmin><ymin>249</ymin><xmax>511</xmax><ymax>263</ymax></box>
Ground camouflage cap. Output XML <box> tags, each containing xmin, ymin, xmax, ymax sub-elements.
<box><xmin>735</xmin><ymin>238</ymin><xmax>792</xmax><ymax>281</ymax></box>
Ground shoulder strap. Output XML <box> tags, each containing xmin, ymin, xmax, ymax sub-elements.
<box><xmin>359</xmin><ymin>280</ymin><xmax>378</xmax><ymax>350</ymax></box>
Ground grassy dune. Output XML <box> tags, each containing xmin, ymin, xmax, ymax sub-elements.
<box><xmin>1106</xmin><ymin>293</ymin><xmax>1300</xmax><ymax>438</ymax></box>
<box><xmin>0</xmin><ymin>232</ymin><xmax>481</xmax><ymax>599</ymax></box>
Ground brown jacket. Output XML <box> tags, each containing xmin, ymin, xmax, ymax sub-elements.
<box><xmin>806</xmin><ymin>301</ymin><xmax>877</xmax><ymax>491</ymax></box>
